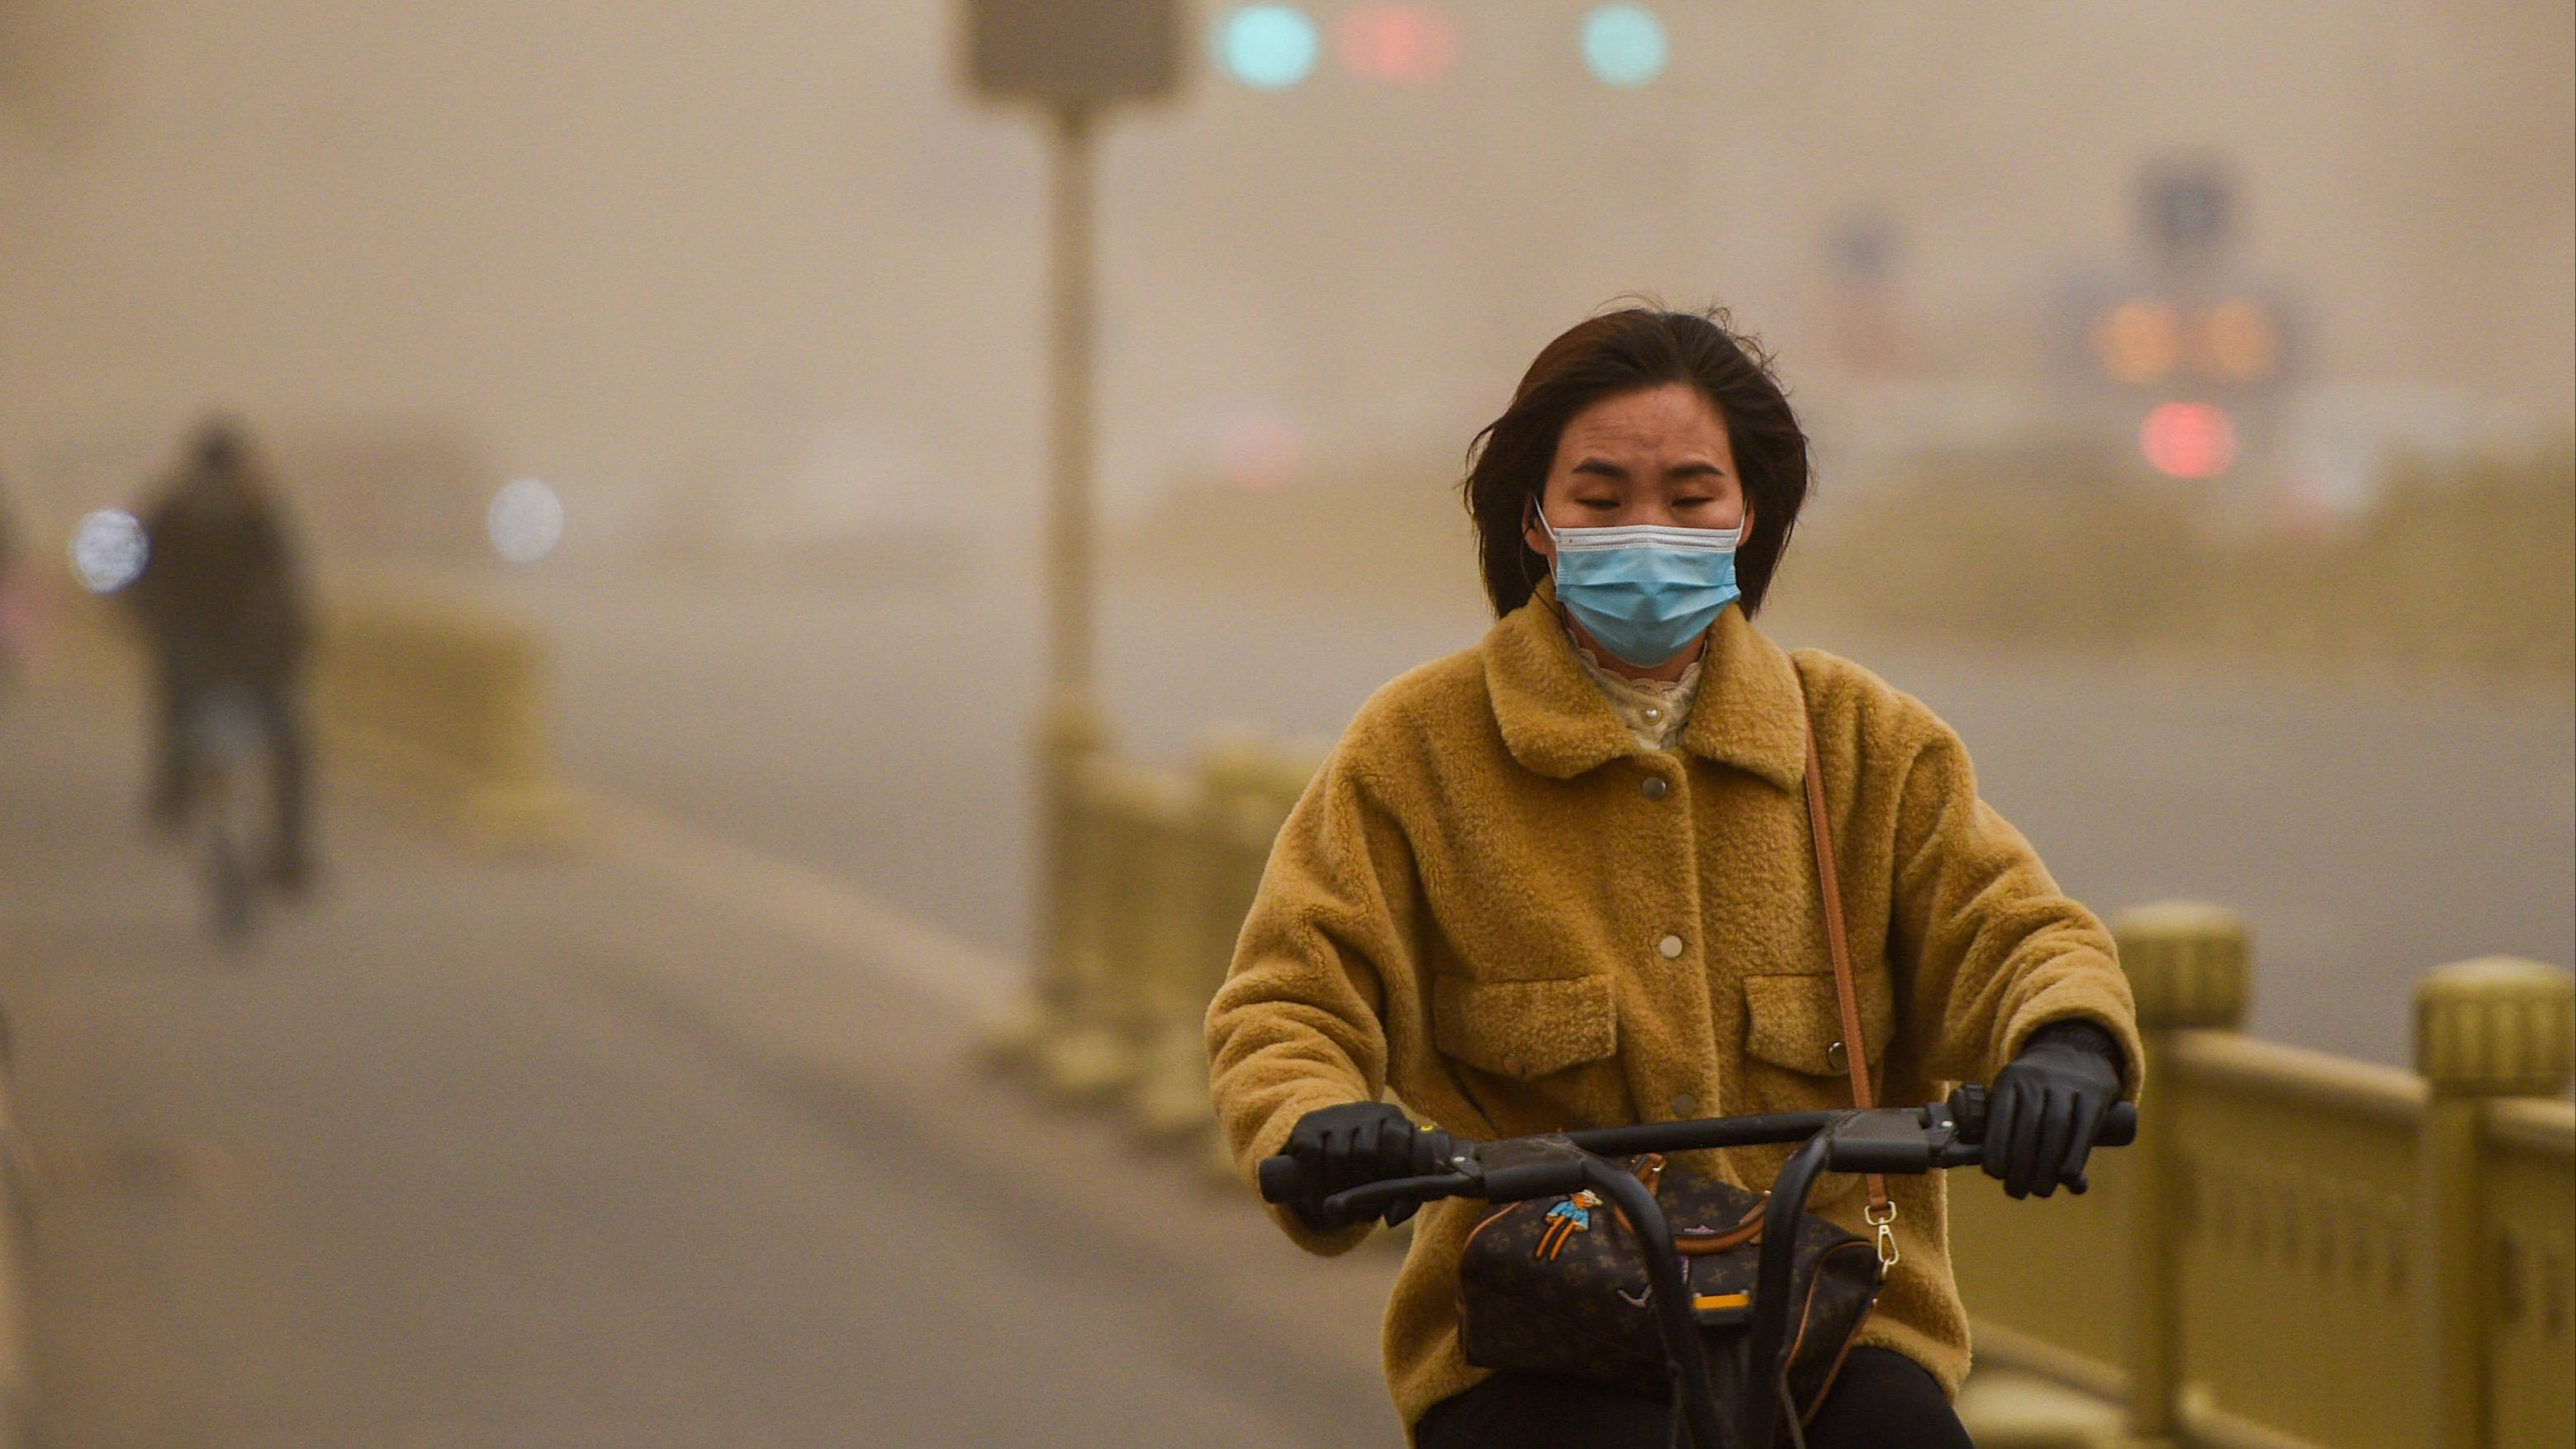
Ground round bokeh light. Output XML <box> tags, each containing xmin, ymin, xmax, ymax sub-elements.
<box><xmin>1582</xmin><ymin>5</ymin><xmax>1668</xmax><ymax>88</ymax></box>
<box><xmin>2140</xmin><ymin>401</ymin><xmax>2238</xmax><ymax>480</ymax></box>
<box><xmin>2092</xmin><ymin>299</ymin><xmax>2185</xmax><ymax>384</ymax></box>
<box><xmin>1334</xmin><ymin>4</ymin><xmax>1459</xmax><ymax>85</ymax></box>
<box><xmin>70</xmin><ymin>509</ymin><xmax>149</xmax><ymax>593</ymax></box>
<box><xmin>1217</xmin><ymin>410</ymin><xmax>1302</xmax><ymax>493</ymax></box>
<box><xmin>488</xmin><ymin>477</ymin><xmax>566</xmax><ymax>563</ymax></box>
<box><xmin>1217</xmin><ymin>5</ymin><xmax>1321</xmax><ymax>90</ymax></box>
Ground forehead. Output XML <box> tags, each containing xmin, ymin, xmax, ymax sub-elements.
<box><xmin>1554</xmin><ymin>383</ymin><xmax>1733</xmax><ymax>463</ymax></box>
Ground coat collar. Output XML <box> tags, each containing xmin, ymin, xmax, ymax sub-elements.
<box><xmin>1481</xmin><ymin>577</ymin><xmax>1809</xmax><ymax>791</ymax></box>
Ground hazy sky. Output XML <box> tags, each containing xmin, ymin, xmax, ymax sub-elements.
<box><xmin>2</xmin><ymin>0</ymin><xmax>2568</xmax><ymax>542</ymax></box>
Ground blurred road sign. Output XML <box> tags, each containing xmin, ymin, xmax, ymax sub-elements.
<box><xmin>965</xmin><ymin>0</ymin><xmax>1183</xmax><ymax>105</ymax></box>
<box><xmin>2140</xmin><ymin>159</ymin><xmax>2235</xmax><ymax>264</ymax></box>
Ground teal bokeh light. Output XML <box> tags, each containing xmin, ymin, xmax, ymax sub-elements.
<box><xmin>1216</xmin><ymin>6</ymin><xmax>1321</xmax><ymax>90</ymax></box>
<box><xmin>1582</xmin><ymin>5</ymin><xmax>1668</xmax><ymax>88</ymax></box>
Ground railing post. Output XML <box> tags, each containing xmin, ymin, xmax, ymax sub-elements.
<box><xmin>1124</xmin><ymin>758</ymin><xmax>1221</xmax><ymax>1141</ymax></box>
<box><xmin>2109</xmin><ymin>902</ymin><xmax>2249</xmax><ymax>1447</ymax></box>
<box><xmin>2414</xmin><ymin>957</ymin><xmax>2576</xmax><ymax>1449</ymax></box>
<box><xmin>978</xmin><ymin>696</ymin><xmax>1108</xmax><ymax>1072</ymax></box>
<box><xmin>1197</xmin><ymin>736</ymin><xmax>1322</xmax><ymax>1181</ymax></box>
<box><xmin>1039</xmin><ymin>755</ymin><xmax>1161</xmax><ymax>1100</ymax></box>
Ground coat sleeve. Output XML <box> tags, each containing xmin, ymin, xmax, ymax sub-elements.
<box><xmin>1883</xmin><ymin>712</ymin><xmax>2146</xmax><ymax>1100</ymax></box>
<box><xmin>1204</xmin><ymin>737</ymin><xmax>1426</xmax><ymax>1256</ymax></box>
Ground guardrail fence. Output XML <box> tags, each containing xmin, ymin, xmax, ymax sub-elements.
<box><xmin>1955</xmin><ymin>907</ymin><xmax>2574</xmax><ymax>1449</ymax></box>
<box><xmin>311</xmin><ymin>593</ymin><xmax>582</xmax><ymax>849</ymax></box>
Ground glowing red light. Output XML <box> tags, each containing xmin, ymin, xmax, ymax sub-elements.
<box><xmin>2140</xmin><ymin>401</ymin><xmax>2237</xmax><ymax>479</ymax></box>
<box><xmin>1333</xmin><ymin>4</ymin><xmax>1459</xmax><ymax>84</ymax></box>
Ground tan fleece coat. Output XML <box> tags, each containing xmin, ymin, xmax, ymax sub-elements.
<box><xmin>1205</xmin><ymin>583</ymin><xmax>2145</xmax><ymax>1438</ymax></box>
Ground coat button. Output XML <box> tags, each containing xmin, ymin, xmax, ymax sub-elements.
<box><xmin>1658</xmin><ymin>934</ymin><xmax>1685</xmax><ymax>960</ymax></box>
<box><xmin>1670</xmin><ymin>1093</ymin><xmax>1697</xmax><ymax>1117</ymax></box>
<box><xmin>1641</xmin><ymin>777</ymin><xmax>1669</xmax><ymax>801</ymax></box>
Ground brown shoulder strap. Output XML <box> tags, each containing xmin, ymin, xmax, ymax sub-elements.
<box><xmin>1796</xmin><ymin>684</ymin><xmax>1891</xmax><ymax>1220</ymax></box>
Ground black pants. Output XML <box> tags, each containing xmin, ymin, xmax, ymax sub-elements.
<box><xmin>1416</xmin><ymin>1347</ymin><xmax>1974</xmax><ymax>1449</ymax></box>
<box><xmin>152</xmin><ymin>656</ymin><xmax>311</xmax><ymax>867</ymax></box>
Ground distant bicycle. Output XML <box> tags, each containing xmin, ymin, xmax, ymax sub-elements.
<box><xmin>185</xmin><ymin>682</ymin><xmax>278</xmax><ymax>941</ymax></box>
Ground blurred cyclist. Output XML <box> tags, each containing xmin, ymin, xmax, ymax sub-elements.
<box><xmin>128</xmin><ymin>419</ymin><xmax>315</xmax><ymax>887</ymax></box>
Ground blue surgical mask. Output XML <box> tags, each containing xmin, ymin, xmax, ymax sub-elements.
<box><xmin>1536</xmin><ymin>509</ymin><xmax>1743</xmax><ymax>667</ymax></box>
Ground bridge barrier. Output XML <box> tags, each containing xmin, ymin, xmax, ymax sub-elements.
<box><xmin>311</xmin><ymin>593</ymin><xmax>581</xmax><ymax>850</ymax></box>
<box><xmin>989</xmin><ymin>732</ymin><xmax>2574</xmax><ymax>1448</ymax></box>
<box><xmin>39</xmin><ymin>572</ymin><xmax>578</xmax><ymax>851</ymax></box>
<box><xmin>1952</xmin><ymin>906</ymin><xmax>2574</xmax><ymax>1449</ymax></box>
<box><xmin>1030</xmin><ymin>752</ymin><xmax>1198</xmax><ymax>1104</ymax></box>
<box><xmin>1005</xmin><ymin>728</ymin><xmax>1320</xmax><ymax>1142</ymax></box>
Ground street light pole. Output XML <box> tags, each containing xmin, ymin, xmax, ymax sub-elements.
<box><xmin>960</xmin><ymin>0</ymin><xmax>1178</xmax><ymax>1072</ymax></box>
<box><xmin>1043</xmin><ymin>102</ymin><xmax>1098</xmax><ymax>706</ymax></box>
<box><xmin>1022</xmin><ymin>100</ymin><xmax>1112</xmax><ymax>1071</ymax></box>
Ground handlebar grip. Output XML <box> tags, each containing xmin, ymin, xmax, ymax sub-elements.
<box><xmin>1947</xmin><ymin>1086</ymin><xmax>2137</xmax><ymax>1149</ymax></box>
<box><xmin>1258</xmin><ymin>1154</ymin><xmax>1304</xmax><ymax>1204</ymax></box>
<box><xmin>2098</xmin><ymin>1102</ymin><xmax>2137</xmax><ymax>1147</ymax></box>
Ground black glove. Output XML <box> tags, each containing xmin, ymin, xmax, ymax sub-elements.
<box><xmin>1984</xmin><ymin>1020</ymin><xmax>2125</xmax><ymax>1200</ymax></box>
<box><xmin>1282</xmin><ymin>1101</ymin><xmax>1454</xmax><ymax>1230</ymax></box>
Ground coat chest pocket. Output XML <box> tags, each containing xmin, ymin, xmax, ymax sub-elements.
<box><xmin>1431</xmin><ymin>973</ymin><xmax>1619</xmax><ymax>1081</ymax></box>
<box><xmin>1739</xmin><ymin>972</ymin><xmax>1894</xmax><ymax>1079</ymax></box>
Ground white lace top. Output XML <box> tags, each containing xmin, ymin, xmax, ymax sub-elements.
<box><xmin>1568</xmin><ymin>632</ymin><xmax>1704</xmax><ymax>752</ymax></box>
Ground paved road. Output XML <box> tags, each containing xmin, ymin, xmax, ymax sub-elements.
<box><xmin>505</xmin><ymin>561</ymin><xmax>2574</xmax><ymax>1071</ymax></box>
<box><xmin>0</xmin><ymin>648</ymin><xmax>1400</xmax><ymax>1447</ymax></box>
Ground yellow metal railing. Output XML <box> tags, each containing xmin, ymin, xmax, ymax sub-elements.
<box><xmin>989</xmin><ymin>726</ymin><xmax>1319</xmax><ymax>1156</ymax></box>
<box><xmin>311</xmin><ymin>594</ymin><xmax>582</xmax><ymax>848</ymax></box>
<box><xmin>2483</xmin><ymin>1096</ymin><xmax>2576</xmax><ymax>1449</ymax></box>
<box><xmin>1953</xmin><ymin>911</ymin><xmax>2575</xmax><ymax>1449</ymax></box>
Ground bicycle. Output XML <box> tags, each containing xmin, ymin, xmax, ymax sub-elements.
<box><xmin>184</xmin><ymin>681</ymin><xmax>278</xmax><ymax>942</ymax></box>
<box><xmin>1260</xmin><ymin>1086</ymin><xmax>2137</xmax><ymax>1449</ymax></box>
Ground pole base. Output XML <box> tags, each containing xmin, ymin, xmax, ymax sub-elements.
<box><xmin>970</xmin><ymin>995</ymin><xmax>1063</xmax><ymax>1076</ymax></box>
<box><xmin>1126</xmin><ymin>1023</ymin><xmax>1216</xmax><ymax>1143</ymax></box>
<box><xmin>1037</xmin><ymin>1022</ymin><xmax>1141</xmax><ymax>1102</ymax></box>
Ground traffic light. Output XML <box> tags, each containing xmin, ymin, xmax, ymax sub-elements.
<box><xmin>2194</xmin><ymin>298</ymin><xmax>2280</xmax><ymax>382</ymax></box>
<box><xmin>2139</xmin><ymin>402</ymin><xmax>2237</xmax><ymax>480</ymax></box>
<box><xmin>1203</xmin><ymin>6</ymin><xmax>1679</xmax><ymax>92</ymax></box>
<box><xmin>1333</xmin><ymin>4</ymin><xmax>1459</xmax><ymax>86</ymax></box>
<box><xmin>1214</xmin><ymin>5</ymin><xmax>1321</xmax><ymax>89</ymax></box>
<box><xmin>2087</xmin><ymin>296</ymin><xmax>2283</xmax><ymax>387</ymax></box>
<box><xmin>1582</xmin><ymin>5</ymin><xmax>1668</xmax><ymax>88</ymax></box>
<box><xmin>2090</xmin><ymin>300</ymin><xmax>2185</xmax><ymax>385</ymax></box>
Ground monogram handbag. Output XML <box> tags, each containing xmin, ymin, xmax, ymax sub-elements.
<box><xmin>1454</xmin><ymin>1150</ymin><xmax>1882</xmax><ymax>1414</ymax></box>
<box><xmin>1453</xmin><ymin>698</ymin><xmax>1898</xmax><ymax>1428</ymax></box>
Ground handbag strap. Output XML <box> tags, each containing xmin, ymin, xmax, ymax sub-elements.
<box><xmin>1795</xmin><ymin>679</ymin><xmax>1896</xmax><ymax>1245</ymax></box>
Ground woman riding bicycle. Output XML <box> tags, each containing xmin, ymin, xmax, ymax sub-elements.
<box><xmin>1205</xmin><ymin>307</ymin><xmax>2143</xmax><ymax>1448</ymax></box>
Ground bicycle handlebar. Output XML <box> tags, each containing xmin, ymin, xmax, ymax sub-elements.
<box><xmin>1252</xmin><ymin>1087</ymin><xmax>2136</xmax><ymax>1449</ymax></box>
<box><xmin>1255</xmin><ymin>1088</ymin><xmax>2134</xmax><ymax>1209</ymax></box>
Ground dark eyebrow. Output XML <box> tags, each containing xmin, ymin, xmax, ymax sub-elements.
<box><xmin>1665</xmin><ymin>461</ymin><xmax>1725</xmax><ymax>479</ymax></box>
<box><xmin>1570</xmin><ymin>458</ymin><xmax>1630</xmax><ymax>480</ymax></box>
